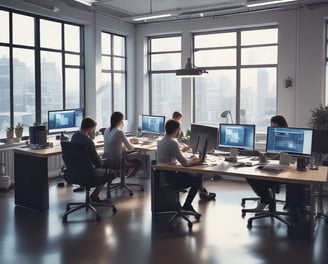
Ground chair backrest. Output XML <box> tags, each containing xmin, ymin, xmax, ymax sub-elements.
<box><xmin>61</xmin><ymin>141</ymin><xmax>95</xmax><ymax>187</ymax></box>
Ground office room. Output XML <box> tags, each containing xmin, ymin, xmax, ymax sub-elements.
<box><xmin>1</xmin><ymin>0</ymin><xmax>328</xmax><ymax>263</ymax></box>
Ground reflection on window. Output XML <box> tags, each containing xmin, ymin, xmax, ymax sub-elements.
<box><xmin>149</xmin><ymin>35</ymin><xmax>182</xmax><ymax>118</ymax></box>
<box><xmin>64</xmin><ymin>24</ymin><xmax>80</xmax><ymax>52</ymax></box>
<box><xmin>0</xmin><ymin>47</ymin><xmax>10</xmax><ymax>134</ymax></box>
<box><xmin>194</xmin><ymin>27</ymin><xmax>278</xmax><ymax>132</ymax></box>
<box><xmin>40</xmin><ymin>19</ymin><xmax>61</xmax><ymax>49</ymax></box>
<box><xmin>0</xmin><ymin>10</ymin><xmax>9</xmax><ymax>43</ymax></box>
<box><xmin>99</xmin><ymin>32</ymin><xmax>126</xmax><ymax>129</ymax></box>
<box><xmin>65</xmin><ymin>68</ymin><xmax>80</xmax><ymax>109</ymax></box>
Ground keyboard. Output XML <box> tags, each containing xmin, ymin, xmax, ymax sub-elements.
<box><xmin>258</xmin><ymin>164</ymin><xmax>286</xmax><ymax>172</ymax></box>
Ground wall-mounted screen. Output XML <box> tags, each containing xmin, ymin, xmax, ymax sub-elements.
<box><xmin>48</xmin><ymin>109</ymin><xmax>84</xmax><ymax>135</ymax></box>
<box><xmin>266</xmin><ymin>127</ymin><xmax>313</xmax><ymax>156</ymax></box>
<box><xmin>219</xmin><ymin>123</ymin><xmax>256</xmax><ymax>150</ymax></box>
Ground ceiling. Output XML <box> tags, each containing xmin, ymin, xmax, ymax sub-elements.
<box><xmin>22</xmin><ymin>0</ymin><xmax>328</xmax><ymax>24</ymax></box>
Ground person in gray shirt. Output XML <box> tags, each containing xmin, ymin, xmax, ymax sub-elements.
<box><xmin>157</xmin><ymin>119</ymin><xmax>202</xmax><ymax>214</ymax></box>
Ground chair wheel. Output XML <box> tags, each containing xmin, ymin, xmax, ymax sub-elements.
<box><xmin>188</xmin><ymin>222</ymin><xmax>193</xmax><ymax>228</ymax></box>
<box><xmin>247</xmin><ymin>219</ymin><xmax>252</xmax><ymax>228</ymax></box>
<box><xmin>141</xmin><ymin>187</ymin><xmax>145</xmax><ymax>191</ymax></box>
<box><xmin>242</xmin><ymin>212</ymin><xmax>246</xmax><ymax>217</ymax></box>
<box><xmin>62</xmin><ymin>216</ymin><xmax>67</xmax><ymax>223</ymax></box>
<box><xmin>195</xmin><ymin>214</ymin><xmax>201</xmax><ymax>220</ymax></box>
<box><xmin>112</xmin><ymin>207</ymin><xmax>117</xmax><ymax>214</ymax></box>
<box><xmin>96</xmin><ymin>215</ymin><xmax>101</xmax><ymax>222</ymax></box>
<box><xmin>129</xmin><ymin>191</ymin><xmax>133</xmax><ymax>196</ymax></box>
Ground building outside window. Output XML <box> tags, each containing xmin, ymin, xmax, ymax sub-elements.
<box><xmin>0</xmin><ymin>9</ymin><xmax>84</xmax><ymax>138</ymax></box>
<box><xmin>148</xmin><ymin>35</ymin><xmax>182</xmax><ymax>119</ymax></box>
<box><xmin>194</xmin><ymin>27</ymin><xmax>278</xmax><ymax>133</ymax></box>
<box><xmin>99</xmin><ymin>32</ymin><xmax>126</xmax><ymax>129</ymax></box>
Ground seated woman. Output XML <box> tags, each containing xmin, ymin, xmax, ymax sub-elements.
<box><xmin>103</xmin><ymin>111</ymin><xmax>142</xmax><ymax>178</ymax></box>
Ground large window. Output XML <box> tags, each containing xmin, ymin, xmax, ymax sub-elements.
<box><xmin>99</xmin><ymin>32</ymin><xmax>126</xmax><ymax>129</ymax></box>
<box><xmin>148</xmin><ymin>35</ymin><xmax>182</xmax><ymax>119</ymax></box>
<box><xmin>194</xmin><ymin>27</ymin><xmax>278</xmax><ymax>132</ymax></box>
<box><xmin>0</xmin><ymin>9</ymin><xmax>84</xmax><ymax>138</ymax></box>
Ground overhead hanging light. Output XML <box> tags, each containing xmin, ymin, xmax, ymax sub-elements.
<box><xmin>73</xmin><ymin>0</ymin><xmax>92</xmax><ymax>7</ymax></box>
<box><xmin>246</xmin><ymin>0</ymin><xmax>299</xmax><ymax>8</ymax></box>
<box><xmin>131</xmin><ymin>0</ymin><xmax>172</xmax><ymax>22</ymax></box>
<box><xmin>176</xmin><ymin>58</ymin><xmax>208</xmax><ymax>77</ymax></box>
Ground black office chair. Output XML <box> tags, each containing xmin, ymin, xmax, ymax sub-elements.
<box><xmin>61</xmin><ymin>141</ymin><xmax>117</xmax><ymax>223</ymax></box>
<box><xmin>152</xmin><ymin>162</ymin><xmax>201</xmax><ymax>229</ymax></box>
<box><xmin>107</xmin><ymin>156</ymin><xmax>144</xmax><ymax>197</ymax></box>
<box><xmin>244</xmin><ymin>183</ymin><xmax>292</xmax><ymax>229</ymax></box>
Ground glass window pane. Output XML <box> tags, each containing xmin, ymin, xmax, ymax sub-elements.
<box><xmin>64</xmin><ymin>24</ymin><xmax>80</xmax><ymax>52</ymax></box>
<box><xmin>195</xmin><ymin>70</ymin><xmax>236</xmax><ymax>123</ymax></box>
<box><xmin>195</xmin><ymin>49</ymin><xmax>236</xmax><ymax>67</ymax></box>
<box><xmin>65</xmin><ymin>68</ymin><xmax>80</xmax><ymax>109</ymax></box>
<box><xmin>40</xmin><ymin>19</ymin><xmax>61</xmax><ymax>49</ymax></box>
<box><xmin>151</xmin><ymin>73</ymin><xmax>181</xmax><ymax>117</ymax></box>
<box><xmin>97</xmin><ymin>73</ymin><xmax>112</xmax><ymax>129</ymax></box>
<box><xmin>0</xmin><ymin>10</ymin><xmax>9</xmax><ymax>43</ymax></box>
<box><xmin>65</xmin><ymin>54</ymin><xmax>80</xmax><ymax>66</ymax></box>
<box><xmin>151</xmin><ymin>37</ymin><xmax>181</xmax><ymax>52</ymax></box>
<box><xmin>13</xmin><ymin>48</ymin><xmax>35</xmax><ymax>128</ymax></box>
<box><xmin>113</xmin><ymin>35</ymin><xmax>125</xmax><ymax>56</ymax></box>
<box><xmin>113</xmin><ymin>73</ymin><xmax>125</xmax><ymax>113</ymax></box>
<box><xmin>241</xmin><ymin>46</ymin><xmax>277</xmax><ymax>65</ymax></box>
<box><xmin>0</xmin><ymin>47</ymin><xmax>10</xmax><ymax>138</ymax></box>
<box><xmin>13</xmin><ymin>13</ymin><xmax>34</xmax><ymax>46</ymax></box>
<box><xmin>113</xmin><ymin>57</ymin><xmax>125</xmax><ymax>71</ymax></box>
<box><xmin>40</xmin><ymin>51</ymin><xmax>63</xmax><ymax>123</ymax></box>
<box><xmin>241</xmin><ymin>28</ymin><xmax>278</xmax><ymax>46</ymax></box>
<box><xmin>326</xmin><ymin>63</ymin><xmax>328</xmax><ymax>106</ymax></box>
<box><xmin>151</xmin><ymin>53</ymin><xmax>181</xmax><ymax>70</ymax></box>
<box><xmin>102</xmin><ymin>56</ymin><xmax>111</xmax><ymax>70</ymax></box>
<box><xmin>101</xmin><ymin>32</ymin><xmax>111</xmax><ymax>55</ymax></box>
<box><xmin>240</xmin><ymin>68</ymin><xmax>277</xmax><ymax>132</ymax></box>
<box><xmin>194</xmin><ymin>32</ymin><xmax>236</xmax><ymax>48</ymax></box>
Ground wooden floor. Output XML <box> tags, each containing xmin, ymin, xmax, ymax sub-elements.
<box><xmin>1</xmin><ymin>176</ymin><xmax>328</xmax><ymax>264</ymax></box>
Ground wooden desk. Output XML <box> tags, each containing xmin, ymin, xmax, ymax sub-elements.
<box><xmin>153</xmin><ymin>156</ymin><xmax>328</xmax><ymax>239</ymax></box>
<box><xmin>13</xmin><ymin>140</ymin><xmax>156</xmax><ymax>211</ymax></box>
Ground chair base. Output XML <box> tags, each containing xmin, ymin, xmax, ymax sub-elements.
<box><xmin>108</xmin><ymin>180</ymin><xmax>144</xmax><ymax>197</ymax></box>
<box><xmin>247</xmin><ymin>210</ymin><xmax>292</xmax><ymax>229</ymax></box>
<box><xmin>63</xmin><ymin>189</ymin><xmax>117</xmax><ymax>223</ymax></box>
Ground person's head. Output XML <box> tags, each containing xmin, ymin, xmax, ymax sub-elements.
<box><xmin>172</xmin><ymin>111</ymin><xmax>182</xmax><ymax>122</ymax></box>
<box><xmin>271</xmin><ymin>115</ymin><xmax>288</xmax><ymax>127</ymax></box>
<box><xmin>110</xmin><ymin>111</ymin><xmax>124</xmax><ymax>130</ymax></box>
<box><xmin>80</xmin><ymin>117</ymin><xmax>97</xmax><ymax>137</ymax></box>
<box><xmin>165</xmin><ymin>119</ymin><xmax>180</xmax><ymax>138</ymax></box>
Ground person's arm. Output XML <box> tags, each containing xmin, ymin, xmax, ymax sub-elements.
<box><xmin>87</xmin><ymin>139</ymin><xmax>102</xmax><ymax>168</ymax></box>
<box><xmin>120</xmin><ymin>131</ymin><xmax>135</xmax><ymax>152</ymax></box>
<box><xmin>172</xmin><ymin>140</ymin><xmax>200</xmax><ymax>167</ymax></box>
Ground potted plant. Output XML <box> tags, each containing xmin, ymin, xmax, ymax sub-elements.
<box><xmin>308</xmin><ymin>104</ymin><xmax>328</xmax><ymax>129</ymax></box>
<box><xmin>6</xmin><ymin>127</ymin><xmax>14</xmax><ymax>144</ymax></box>
<box><xmin>15</xmin><ymin>122</ymin><xmax>24</xmax><ymax>139</ymax></box>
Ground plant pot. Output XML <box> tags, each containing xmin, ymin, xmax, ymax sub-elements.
<box><xmin>15</xmin><ymin>128</ymin><xmax>23</xmax><ymax>138</ymax></box>
<box><xmin>6</xmin><ymin>131</ymin><xmax>14</xmax><ymax>139</ymax></box>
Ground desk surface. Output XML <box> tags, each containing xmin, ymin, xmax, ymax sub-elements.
<box><xmin>153</xmin><ymin>156</ymin><xmax>328</xmax><ymax>185</ymax></box>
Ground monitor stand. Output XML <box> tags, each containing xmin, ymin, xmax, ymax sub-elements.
<box><xmin>56</xmin><ymin>132</ymin><xmax>69</xmax><ymax>141</ymax></box>
<box><xmin>224</xmin><ymin>148</ymin><xmax>238</xmax><ymax>162</ymax></box>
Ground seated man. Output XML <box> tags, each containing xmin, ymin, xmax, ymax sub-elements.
<box><xmin>156</xmin><ymin>119</ymin><xmax>202</xmax><ymax>214</ymax></box>
<box><xmin>70</xmin><ymin>117</ymin><xmax>114</xmax><ymax>202</ymax></box>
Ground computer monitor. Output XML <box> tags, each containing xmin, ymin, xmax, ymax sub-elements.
<box><xmin>266</xmin><ymin>127</ymin><xmax>313</xmax><ymax>157</ymax></box>
<box><xmin>218</xmin><ymin>123</ymin><xmax>256</xmax><ymax>150</ymax></box>
<box><xmin>141</xmin><ymin>114</ymin><xmax>165</xmax><ymax>135</ymax></box>
<box><xmin>312</xmin><ymin>129</ymin><xmax>328</xmax><ymax>154</ymax></box>
<box><xmin>190</xmin><ymin>124</ymin><xmax>218</xmax><ymax>153</ymax></box>
<box><xmin>48</xmin><ymin>108</ymin><xmax>84</xmax><ymax>138</ymax></box>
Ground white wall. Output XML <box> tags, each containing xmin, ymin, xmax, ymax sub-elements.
<box><xmin>135</xmin><ymin>6</ymin><xmax>328</xmax><ymax>130</ymax></box>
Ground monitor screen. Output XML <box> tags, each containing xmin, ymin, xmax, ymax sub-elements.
<box><xmin>190</xmin><ymin>123</ymin><xmax>218</xmax><ymax>153</ymax></box>
<box><xmin>266</xmin><ymin>127</ymin><xmax>313</xmax><ymax>156</ymax></box>
<box><xmin>312</xmin><ymin>129</ymin><xmax>328</xmax><ymax>154</ymax></box>
<box><xmin>141</xmin><ymin>115</ymin><xmax>165</xmax><ymax>135</ymax></box>
<box><xmin>48</xmin><ymin>109</ymin><xmax>84</xmax><ymax>135</ymax></box>
<box><xmin>219</xmin><ymin>123</ymin><xmax>255</xmax><ymax>150</ymax></box>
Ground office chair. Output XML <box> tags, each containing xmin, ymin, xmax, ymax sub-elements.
<box><xmin>244</xmin><ymin>183</ymin><xmax>292</xmax><ymax>229</ymax></box>
<box><xmin>61</xmin><ymin>141</ymin><xmax>117</xmax><ymax>223</ymax></box>
<box><xmin>106</xmin><ymin>156</ymin><xmax>144</xmax><ymax>197</ymax></box>
<box><xmin>152</xmin><ymin>162</ymin><xmax>201</xmax><ymax>229</ymax></box>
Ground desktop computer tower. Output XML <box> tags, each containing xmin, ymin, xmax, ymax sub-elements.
<box><xmin>29</xmin><ymin>125</ymin><xmax>47</xmax><ymax>147</ymax></box>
